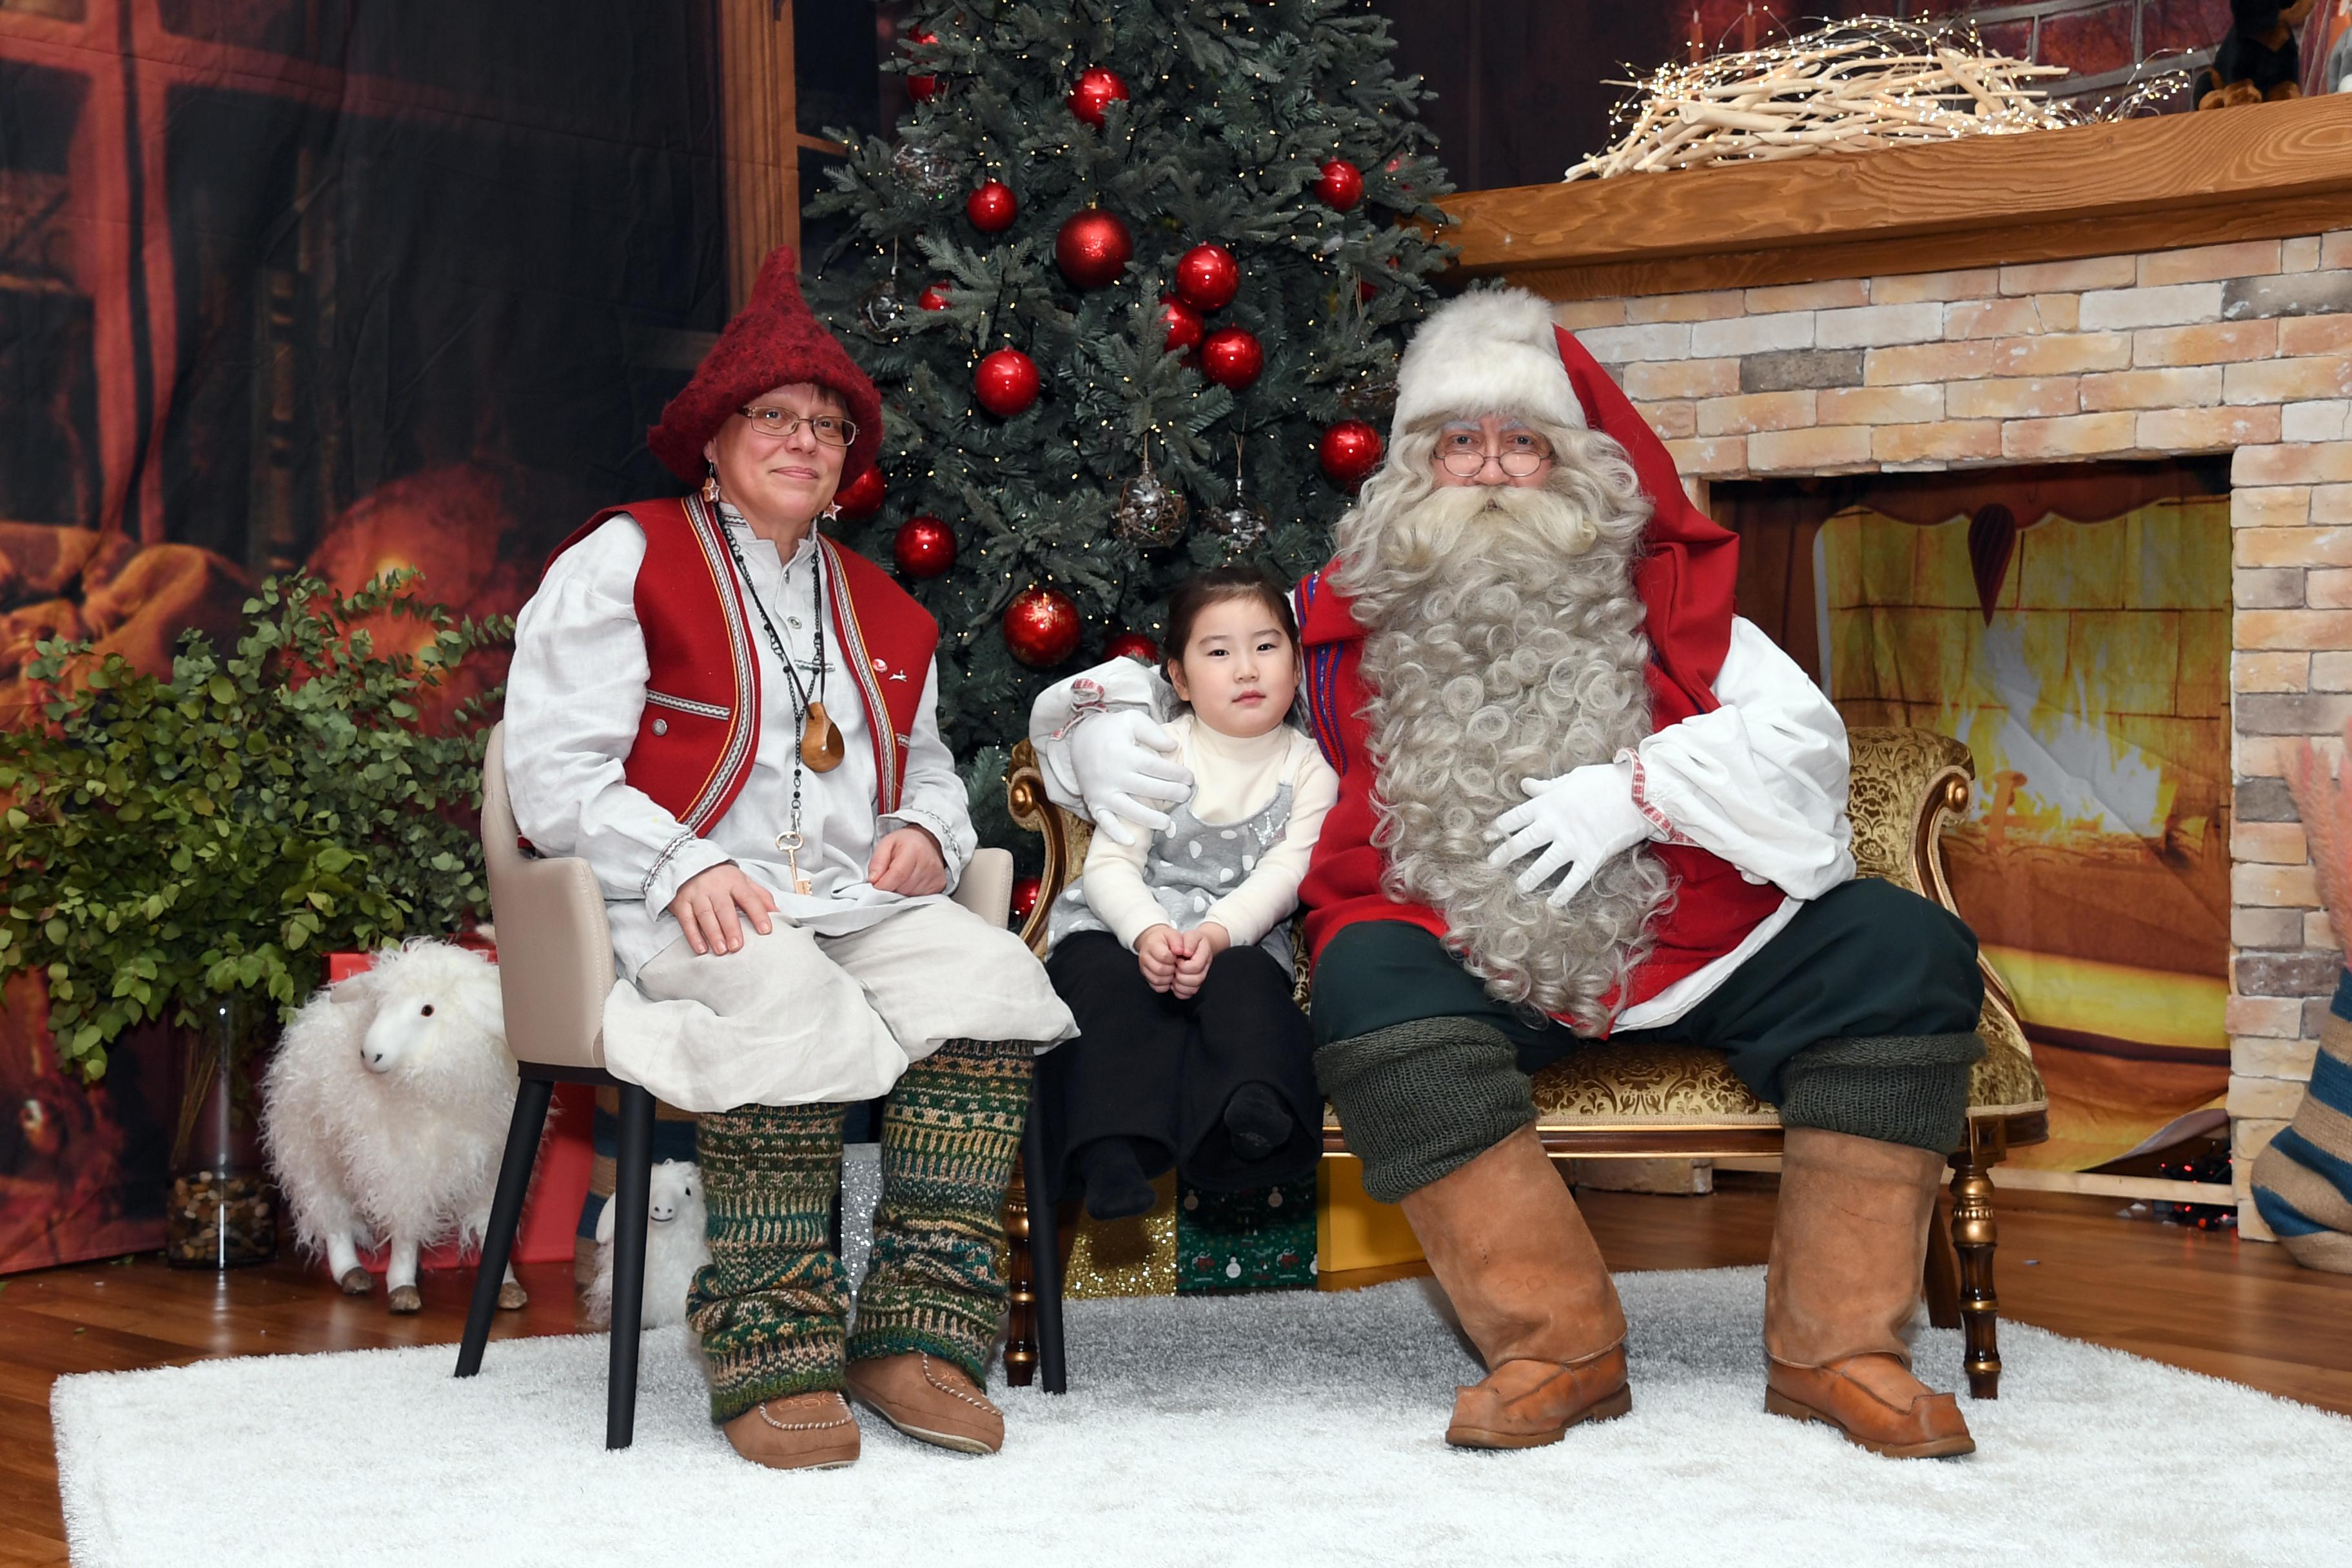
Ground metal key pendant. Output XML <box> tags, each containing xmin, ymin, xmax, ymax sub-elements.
<box><xmin>776</xmin><ymin>830</ymin><xmax>813</xmax><ymax>896</ymax></box>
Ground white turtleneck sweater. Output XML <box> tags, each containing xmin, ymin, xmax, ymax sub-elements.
<box><xmin>1077</xmin><ymin>712</ymin><xmax>1338</xmax><ymax>952</ymax></box>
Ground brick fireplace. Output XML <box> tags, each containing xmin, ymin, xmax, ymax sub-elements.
<box><xmin>1440</xmin><ymin>93</ymin><xmax>2352</xmax><ymax>1233</ymax></box>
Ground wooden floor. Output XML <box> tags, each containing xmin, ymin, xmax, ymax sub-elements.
<box><xmin>5</xmin><ymin>1186</ymin><xmax>2348</xmax><ymax>1563</ymax></box>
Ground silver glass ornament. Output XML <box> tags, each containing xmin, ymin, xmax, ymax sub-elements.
<box><xmin>859</xmin><ymin>277</ymin><xmax>908</xmax><ymax>333</ymax></box>
<box><xmin>890</xmin><ymin>140</ymin><xmax>957</xmax><ymax>198</ymax></box>
<box><xmin>1113</xmin><ymin>466</ymin><xmax>1190</xmax><ymax>547</ymax></box>
<box><xmin>1206</xmin><ymin>498</ymin><xmax>1270</xmax><ymax>551</ymax></box>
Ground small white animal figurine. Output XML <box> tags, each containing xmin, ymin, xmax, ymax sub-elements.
<box><xmin>585</xmin><ymin>1159</ymin><xmax>709</xmax><ymax>1331</ymax></box>
<box><xmin>261</xmin><ymin>939</ymin><xmax>531</xmax><ymax>1314</ymax></box>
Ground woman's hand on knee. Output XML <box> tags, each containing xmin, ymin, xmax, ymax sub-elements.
<box><xmin>1169</xmin><ymin>922</ymin><xmax>1229</xmax><ymax>1000</ymax></box>
<box><xmin>868</xmin><ymin>826</ymin><xmax>947</xmax><ymax>896</ymax></box>
<box><xmin>669</xmin><ymin>863</ymin><xmax>777</xmax><ymax>956</ymax></box>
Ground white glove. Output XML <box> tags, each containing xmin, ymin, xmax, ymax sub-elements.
<box><xmin>1068</xmin><ymin>709</ymin><xmax>1193</xmax><ymax>847</ymax></box>
<box><xmin>1485</xmin><ymin>760</ymin><xmax>1654</xmax><ymax>906</ymax></box>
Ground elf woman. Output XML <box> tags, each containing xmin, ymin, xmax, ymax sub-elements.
<box><xmin>505</xmin><ymin>248</ymin><xmax>1074</xmax><ymax>1473</ymax></box>
<box><xmin>1038</xmin><ymin>567</ymin><xmax>1339</xmax><ymax>1219</ymax></box>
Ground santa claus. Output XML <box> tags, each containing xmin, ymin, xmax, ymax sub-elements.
<box><xmin>1030</xmin><ymin>288</ymin><xmax>1987</xmax><ymax>1460</ymax></box>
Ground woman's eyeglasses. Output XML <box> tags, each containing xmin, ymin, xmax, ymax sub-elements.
<box><xmin>738</xmin><ymin>406</ymin><xmax>858</xmax><ymax>447</ymax></box>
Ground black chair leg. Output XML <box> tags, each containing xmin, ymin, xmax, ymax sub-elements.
<box><xmin>1021</xmin><ymin>1096</ymin><xmax>1068</xmax><ymax>1395</ymax></box>
<box><xmin>605</xmin><ymin>1083</ymin><xmax>657</xmax><ymax>1449</ymax></box>
<box><xmin>455</xmin><ymin>1073</ymin><xmax>554</xmax><ymax>1378</ymax></box>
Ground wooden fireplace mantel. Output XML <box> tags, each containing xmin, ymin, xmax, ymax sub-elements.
<box><xmin>1437</xmin><ymin>92</ymin><xmax>2352</xmax><ymax>301</ymax></box>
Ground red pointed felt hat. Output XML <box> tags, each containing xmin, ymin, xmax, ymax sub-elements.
<box><xmin>646</xmin><ymin>246</ymin><xmax>884</xmax><ymax>488</ymax></box>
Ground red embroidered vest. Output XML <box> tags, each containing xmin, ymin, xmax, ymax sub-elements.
<box><xmin>1289</xmin><ymin>325</ymin><xmax>1790</xmax><ymax>1030</ymax></box>
<box><xmin>545</xmin><ymin>495</ymin><xmax>937</xmax><ymax>833</ymax></box>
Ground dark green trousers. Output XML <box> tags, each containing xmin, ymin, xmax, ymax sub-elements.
<box><xmin>1311</xmin><ymin>878</ymin><xmax>1983</xmax><ymax>1112</ymax></box>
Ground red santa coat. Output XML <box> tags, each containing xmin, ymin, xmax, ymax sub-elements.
<box><xmin>544</xmin><ymin>494</ymin><xmax>936</xmax><ymax>834</ymax></box>
<box><xmin>1292</xmin><ymin>326</ymin><xmax>1787</xmax><ymax>1024</ymax></box>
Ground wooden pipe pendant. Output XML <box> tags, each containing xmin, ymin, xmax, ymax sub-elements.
<box><xmin>801</xmin><ymin>700</ymin><xmax>845</xmax><ymax>772</ymax></box>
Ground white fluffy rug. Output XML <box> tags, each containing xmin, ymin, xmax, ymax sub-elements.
<box><xmin>52</xmin><ymin>1264</ymin><xmax>2345</xmax><ymax>1568</ymax></box>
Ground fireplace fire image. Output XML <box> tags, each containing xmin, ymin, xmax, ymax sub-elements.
<box><xmin>1727</xmin><ymin>461</ymin><xmax>2235</xmax><ymax>1172</ymax></box>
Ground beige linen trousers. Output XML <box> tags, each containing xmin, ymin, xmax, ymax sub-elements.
<box><xmin>601</xmin><ymin>896</ymin><xmax>1077</xmax><ymax>1113</ymax></box>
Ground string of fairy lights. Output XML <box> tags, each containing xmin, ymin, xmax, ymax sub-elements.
<box><xmin>1565</xmin><ymin>15</ymin><xmax>2198</xmax><ymax>182</ymax></box>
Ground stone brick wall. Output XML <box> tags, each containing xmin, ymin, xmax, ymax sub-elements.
<box><xmin>1553</xmin><ymin>231</ymin><xmax>2352</xmax><ymax>1231</ymax></box>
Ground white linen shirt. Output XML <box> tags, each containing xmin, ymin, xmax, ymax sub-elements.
<box><xmin>505</xmin><ymin>509</ymin><xmax>977</xmax><ymax>981</ymax></box>
<box><xmin>1027</xmin><ymin>614</ymin><xmax>1853</xmax><ymax>1032</ymax></box>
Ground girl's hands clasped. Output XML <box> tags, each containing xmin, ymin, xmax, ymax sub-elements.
<box><xmin>1137</xmin><ymin>921</ymin><xmax>1231</xmax><ymax>999</ymax></box>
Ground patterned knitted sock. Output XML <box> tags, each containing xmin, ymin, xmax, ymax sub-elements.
<box><xmin>2251</xmin><ymin>970</ymin><xmax>2352</xmax><ymax>1272</ymax></box>
<box><xmin>687</xmin><ymin>1100</ymin><xmax>850</xmax><ymax>1421</ymax></box>
<box><xmin>849</xmin><ymin>1035</ymin><xmax>1033</xmax><ymax>1386</ymax></box>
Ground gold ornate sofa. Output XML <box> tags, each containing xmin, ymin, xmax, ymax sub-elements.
<box><xmin>1001</xmin><ymin>728</ymin><xmax>2046</xmax><ymax>1398</ymax></box>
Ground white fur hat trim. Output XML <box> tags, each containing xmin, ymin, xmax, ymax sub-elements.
<box><xmin>1391</xmin><ymin>287</ymin><xmax>1587</xmax><ymax>436</ymax></box>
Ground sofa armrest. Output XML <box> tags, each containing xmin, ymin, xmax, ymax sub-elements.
<box><xmin>1006</xmin><ymin>739</ymin><xmax>1090</xmax><ymax>956</ymax></box>
<box><xmin>1847</xmin><ymin>726</ymin><xmax>2041</xmax><ymax>1114</ymax></box>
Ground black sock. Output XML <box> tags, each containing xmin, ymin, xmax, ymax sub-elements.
<box><xmin>1077</xmin><ymin>1138</ymin><xmax>1157</xmax><ymax>1221</ymax></box>
<box><xmin>1223</xmin><ymin>1084</ymin><xmax>1295</xmax><ymax>1162</ymax></box>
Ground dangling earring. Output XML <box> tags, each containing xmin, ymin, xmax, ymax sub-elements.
<box><xmin>822</xmin><ymin>502</ymin><xmax>842</xmax><ymax>522</ymax></box>
<box><xmin>701</xmin><ymin>458</ymin><xmax>722</xmax><ymax>508</ymax></box>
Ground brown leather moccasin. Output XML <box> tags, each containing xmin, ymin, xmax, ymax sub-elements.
<box><xmin>846</xmin><ymin>1352</ymin><xmax>1004</xmax><ymax>1455</ymax></box>
<box><xmin>1765</xmin><ymin>1351</ymin><xmax>1975</xmax><ymax>1459</ymax></box>
<box><xmin>721</xmin><ymin>1391</ymin><xmax>861</xmax><ymax>1471</ymax></box>
<box><xmin>1445</xmin><ymin>1345</ymin><xmax>1634</xmax><ymax>1450</ymax></box>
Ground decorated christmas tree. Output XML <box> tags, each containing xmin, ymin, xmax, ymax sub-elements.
<box><xmin>805</xmin><ymin>0</ymin><xmax>1453</xmax><ymax>798</ymax></box>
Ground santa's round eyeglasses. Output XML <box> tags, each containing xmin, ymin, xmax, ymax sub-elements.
<box><xmin>737</xmin><ymin>406</ymin><xmax>858</xmax><ymax>447</ymax></box>
<box><xmin>1438</xmin><ymin>436</ymin><xmax>1550</xmax><ymax>478</ymax></box>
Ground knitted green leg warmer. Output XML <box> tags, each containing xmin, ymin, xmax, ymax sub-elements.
<box><xmin>1777</xmin><ymin>1032</ymin><xmax>1986</xmax><ymax>1155</ymax></box>
<box><xmin>1314</xmin><ymin>1017</ymin><xmax>1535</xmax><ymax>1204</ymax></box>
<box><xmin>849</xmin><ymin>1036</ymin><xmax>1034</xmax><ymax>1387</ymax></box>
<box><xmin>687</xmin><ymin>1099</ymin><xmax>850</xmax><ymax>1422</ymax></box>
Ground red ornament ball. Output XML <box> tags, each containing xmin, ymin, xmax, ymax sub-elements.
<box><xmin>1104</xmin><ymin>631</ymin><xmax>1159</xmax><ymax>664</ymax></box>
<box><xmin>966</xmin><ymin>181</ymin><xmax>1017</xmax><ymax>233</ymax></box>
<box><xmin>1199</xmin><ymin>326</ymin><xmax>1264</xmax><ymax>391</ymax></box>
<box><xmin>1010</xmin><ymin>874</ymin><xmax>1043</xmax><ymax>923</ymax></box>
<box><xmin>832</xmin><ymin>466</ymin><xmax>887</xmax><ymax>521</ymax></box>
<box><xmin>1055</xmin><ymin>208</ymin><xmax>1133</xmax><ymax>290</ymax></box>
<box><xmin>974</xmin><ymin>348</ymin><xmax>1040</xmax><ymax>417</ymax></box>
<box><xmin>905</xmin><ymin>29</ymin><xmax>939</xmax><ymax>101</ymax></box>
<box><xmin>1067</xmin><ymin>66</ymin><xmax>1130</xmax><ymax>128</ymax></box>
<box><xmin>1318</xmin><ymin>419</ymin><xmax>1385</xmax><ymax>490</ymax></box>
<box><xmin>892</xmin><ymin>515</ymin><xmax>956</xmax><ymax>580</ymax></box>
<box><xmin>1312</xmin><ymin>157</ymin><xmax>1364</xmax><ymax>211</ymax></box>
<box><xmin>1173</xmin><ymin>242</ymin><xmax>1240</xmax><ymax>311</ymax></box>
<box><xmin>917</xmin><ymin>281</ymin><xmax>954</xmax><ymax>311</ymax></box>
<box><xmin>1157</xmin><ymin>295</ymin><xmax>1205</xmax><ymax>353</ymax></box>
<box><xmin>1003</xmin><ymin>586</ymin><xmax>1081</xmax><ymax>668</ymax></box>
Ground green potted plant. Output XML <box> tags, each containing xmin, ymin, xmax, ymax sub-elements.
<box><xmin>0</xmin><ymin>572</ymin><xmax>510</xmax><ymax>1266</ymax></box>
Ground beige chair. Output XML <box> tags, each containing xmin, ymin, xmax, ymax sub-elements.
<box><xmin>454</xmin><ymin>720</ymin><xmax>1021</xmax><ymax>1447</ymax></box>
<box><xmin>1001</xmin><ymin>727</ymin><xmax>2048</xmax><ymax>1400</ymax></box>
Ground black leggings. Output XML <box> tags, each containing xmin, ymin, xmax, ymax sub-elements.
<box><xmin>1039</xmin><ymin>931</ymin><xmax>1321</xmax><ymax>1199</ymax></box>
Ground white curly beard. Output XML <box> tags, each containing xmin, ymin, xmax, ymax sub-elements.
<box><xmin>1330</xmin><ymin>424</ymin><xmax>1672</xmax><ymax>1032</ymax></box>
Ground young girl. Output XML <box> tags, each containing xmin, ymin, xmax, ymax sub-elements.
<box><xmin>1040</xmin><ymin>567</ymin><xmax>1340</xmax><ymax>1219</ymax></box>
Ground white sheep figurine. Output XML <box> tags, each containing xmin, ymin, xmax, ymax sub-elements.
<box><xmin>585</xmin><ymin>1159</ymin><xmax>708</xmax><ymax>1331</ymax></box>
<box><xmin>261</xmin><ymin>939</ymin><xmax>531</xmax><ymax>1314</ymax></box>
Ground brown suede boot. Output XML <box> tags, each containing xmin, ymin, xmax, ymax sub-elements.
<box><xmin>1398</xmin><ymin>1124</ymin><xmax>1631</xmax><ymax>1449</ymax></box>
<box><xmin>721</xmin><ymin>1392</ymin><xmax>861</xmax><ymax>1471</ymax></box>
<box><xmin>1763</xmin><ymin>1127</ymin><xmax>1974</xmax><ymax>1459</ymax></box>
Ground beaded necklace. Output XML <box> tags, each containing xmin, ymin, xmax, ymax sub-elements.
<box><xmin>716</xmin><ymin>507</ymin><xmax>843</xmax><ymax>895</ymax></box>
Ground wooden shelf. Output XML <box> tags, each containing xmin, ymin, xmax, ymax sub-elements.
<box><xmin>1437</xmin><ymin>93</ymin><xmax>2352</xmax><ymax>300</ymax></box>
